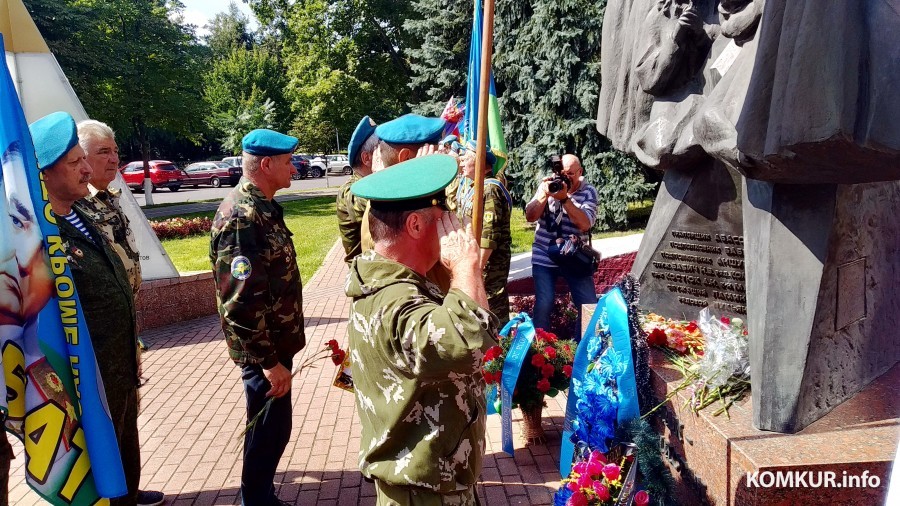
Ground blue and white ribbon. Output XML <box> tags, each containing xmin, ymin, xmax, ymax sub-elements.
<box><xmin>486</xmin><ymin>312</ymin><xmax>536</xmax><ymax>455</ymax></box>
<box><xmin>559</xmin><ymin>287</ymin><xmax>639</xmax><ymax>476</ymax></box>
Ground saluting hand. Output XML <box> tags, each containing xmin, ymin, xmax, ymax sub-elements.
<box><xmin>437</xmin><ymin>212</ymin><xmax>479</xmax><ymax>274</ymax></box>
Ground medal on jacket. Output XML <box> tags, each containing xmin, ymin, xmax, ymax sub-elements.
<box><xmin>70</xmin><ymin>246</ymin><xmax>83</xmax><ymax>258</ymax></box>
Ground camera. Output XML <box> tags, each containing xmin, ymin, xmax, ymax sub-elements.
<box><xmin>547</xmin><ymin>154</ymin><xmax>571</xmax><ymax>194</ymax></box>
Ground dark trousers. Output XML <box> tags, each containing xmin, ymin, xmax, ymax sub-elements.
<box><xmin>109</xmin><ymin>385</ymin><xmax>141</xmax><ymax>506</ymax></box>
<box><xmin>241</xmin><ymin>360</ymin><xmax>293</xmax><ymax>506</ymax></box>
<box><xmin>532</xmin><ymin>264</ymin><xmax>598</xmax><ymax>338</ymax></box>
<box><xmin>0</xmin><ymin>430</ymin><xmax>12</xmax><ymax>506</ymax></box>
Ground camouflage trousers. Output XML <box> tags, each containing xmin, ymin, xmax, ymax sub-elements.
<box><xmin>375</xmin><ymin>481</ymin><xmax>481</xmax><ymax>506</ymax></box>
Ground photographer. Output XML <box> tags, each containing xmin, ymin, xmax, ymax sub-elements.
<box><xmin>525</xmin><ymin>154</ymin><xmax>599</xmax><ymax>332</ymax></box>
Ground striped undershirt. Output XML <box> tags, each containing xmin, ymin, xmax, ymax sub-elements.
<box><xmin>62</xmin><ymin>211</ymin><xmax>94</xmax><ymax>242</ymax></box>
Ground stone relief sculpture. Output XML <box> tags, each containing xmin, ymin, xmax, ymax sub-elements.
<box><xmin>598</xmin><ymin>0</ymin><xmax>900</xmax><ymax>434</ymax></box>
<box><xmin>736</xmin><ymin>0</ymin><xmax>900</xmax><ymax>183</ymax></box>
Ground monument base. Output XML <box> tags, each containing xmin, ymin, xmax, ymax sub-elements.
<box><xmin>649</xmin><ymin>350</ymin><xmax>896</xmax><ymax>505</ymax></box>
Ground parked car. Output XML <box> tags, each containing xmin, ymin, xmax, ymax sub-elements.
<box><xmin>183</xmin><ymin>161</ymin><xmax>242</xmax><ymax>188</ymax></box>
<box><xmin>120</xmin><ymin>160</ymin><xmax>185</xmax><ymax>192</ymax></box>
<box><xmin>290</xmin><ymin>155</ymin><xmax>310</xmax><ymax>180</ymax></box>
<box><xmin>221</xmin><ymin>156</ymin><xmax>242</xmax><ymax>167</ymax></box>
<box><xmin>301</xmin><ymin>154</ymin><xmax>326</xmax><ymax>177</ymax></box>
<box><xmin>324</xmin><ymin>154</ymin><xmax>352</xmax><ymax>175</ymax></box>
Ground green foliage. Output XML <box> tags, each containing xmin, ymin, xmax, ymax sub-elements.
<box><xmin>205</xmin><ymin>2</ymin><xmax>256</xmax><ymax>59</ymax></box>
<box><xmin>403</xmin><ymin>0</ymin><xmax>658</xmax><ymax>230</ymax></box>
<box><xmin>203</xmin><ymin>46</ymin><xmax>290</xmax><ymax>152</ymax></box>
<box><xmin>276</xmin><ymin>0</ymin><xmax>415</xmax><ymax>149</ymax></box>
<box><xmin>26</xmin><ymin>0</ymin><xmax>208</xmax><ymax>161</ymax></box>
<box><xmin>405</xmin><ymin>0</ymin><xmax>472</xmax><ymax>115</ymax></box>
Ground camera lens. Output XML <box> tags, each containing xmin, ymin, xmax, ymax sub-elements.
<box><xmin>548</xmin><ymin>180</ymin><xmax>562</xmax><ymax>193</ymax></box>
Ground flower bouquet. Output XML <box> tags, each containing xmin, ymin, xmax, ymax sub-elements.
<box><xmin>483</xmin><ymin>324</ymin><xmax>576</xmax><ymax>443</ymax></box>
<box><xmin>555</xmin><ymin>444</ymin><xmax>649</xmax><ymax>506</ymax></box>
<box><xmin>642</xmin><ymin>309</ymin><xmax>750</xmax><ymax>417</ymax></box>
<box><xmin>236</xmin><ymin>339</ymin><xmax>348</xmax><ymax>448</ymax></box>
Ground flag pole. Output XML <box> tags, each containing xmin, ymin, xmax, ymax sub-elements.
<box><xmin>472</xmin><ymin>0</ymin><xmax>495</xmax><ymax>240</ymax></box>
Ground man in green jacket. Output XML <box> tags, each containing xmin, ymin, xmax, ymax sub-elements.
<box><xmin>336</xmin><ymin>116</ymin><xmax>378</xmax><ymax>264</ymax></box>
<box><xmin>210</xmin><ymin>129</ymin><xmax>305</xmax><ymax>506</ymax></box>
<box><xmin>347</xmin><ymin>155</ymin><xmax>498</xmax><ymax>505</ymax></box>
<box><xmin>30</xmin><ymin>111</ymin><xmax>161</xmax><ymax>506</ymax></box>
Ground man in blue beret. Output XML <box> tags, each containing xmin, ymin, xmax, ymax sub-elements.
<box><xmin>336</xmin><ymin>116</ymin><xmax>379</xmax><ymax>264</ymax></box>
<box><xmin>29</xmin><ymin>111</ymin><xmax>163</xmax><ymax>506</ymax></box>
<box><xmin>370</xmin><ymin>113</ymin><xmax>446</xmax><ymax>171</ymax></box>
<box><xmin>346</xmin><ymin>155</ymin><xmax>498</xmax><ymax>505</ymax></box>
<box><xmin>209</xmin><ymin>128</ymin><xmax>306</xmax><ymax>506</ymax></box>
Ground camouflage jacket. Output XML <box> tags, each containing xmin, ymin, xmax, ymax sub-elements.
<box><xmin>210</xmin><ymin>178</ymin><xmax>305</xmax><ymax>369</ymax></box>
<box><xmin>455</xmin><ymin>177</ymin><xmax>512</xmax><ymax>325</ymax></box>
<box><xmin>57</xmin><ymin>208</ymin><xmax>138</xmax><ymax>386</ymax></box>
<box><xmin>336</xmin><ymin>174</ymin><xmax>368</xmax><ymax>264</ymax></box>
<box><xmin>74</xmin><ymin>186</ymin><xmax>142</xmax><ymax>295</ymax></box>
<box><xmin>346</xmin><ymin>251</ymin><xmax>498</xmax><ymax>492</ymax></box>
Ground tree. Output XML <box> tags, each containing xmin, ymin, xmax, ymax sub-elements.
<box><xmin>249</xmin><ymin>0</ymin><xmax>415</xmax><ymax>148</ymax></box>
<box><xmin>205</xmin><ymin>2</ymin><xmax>256</xmax><ymax>59</ymax></box>
<box><xmin>492</xmin><ymin>0</ymin><xmax>656</xmax><ymax>230</ymax></box>
<box><xmin>405</xmin><ymin>0</ymin><xmax>472</xmax><ymax>116</ymax></box>
<box><xmin>203</xmin><ymin>46</ymin><xmax>291</xmax><ymax>152</ymax></box>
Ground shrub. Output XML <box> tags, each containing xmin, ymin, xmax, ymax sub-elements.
<box><xmin>150</xmin><ymin>216</ymin><xmax>212</xmax><ymax>240</ymax></box>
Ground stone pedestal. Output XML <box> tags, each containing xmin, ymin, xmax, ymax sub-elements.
<box><xmin>650</xmin><ymin>350</ymin><xmax>897</xmax><ymax>505</ymax></box>
<box><xmin>744</xmin><ymin>180</ymin><xmax>900</xmax><ymax>432</ymax></box>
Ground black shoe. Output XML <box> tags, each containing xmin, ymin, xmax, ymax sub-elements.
<box><xmin>137</xmin><ymin>490</ymin><xmax>165</xmax><ymax>506</ymax></box>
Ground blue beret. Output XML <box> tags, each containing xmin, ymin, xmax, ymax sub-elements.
<box><xmin>241</xmin><ymin>129</ymin><xmax>298</xmax><ymax>156</ymax></box>
<box><xmin>28</xmin><ymin>112</ymin><xmax>78</xmax><ymax>171</ymax></box>
<box><xmin>375</xmin><ymin>114</ymin><xmax>446</xmax><ymax>145</ymax></box>
<box><xmin>348</xmin><ymin>116</ymin><xmax>377</xmax><ymax>167</ymax></box>
<box><xmin>351</xmin><ymin>154</ymin><xmax>458</xmax><ymax>211</ymax></box>
<box><xmin>439</xmin><ymin>134</ymin><xmax>458</xmax><ymax>146</ymax></box>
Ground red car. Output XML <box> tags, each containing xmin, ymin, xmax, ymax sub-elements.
<box><xmin>182</xmin><ymin>161</ymin><xmax>242</xmax><ymax>187</ymax></box>
<box><xmin>120</xmin><ymin>160</ymin><xmax>186</xmax><ymax>192</ymax></box>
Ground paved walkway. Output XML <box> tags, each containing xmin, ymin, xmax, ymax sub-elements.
<box><xmin>8</xmin><ymin>241</ymin><xmax>569</xmax><ymax>505</ymax></box>
<box><xmin>142</xmin><ymin>189</ymin><xmax>340</xmax><ymax>219</ymax></box>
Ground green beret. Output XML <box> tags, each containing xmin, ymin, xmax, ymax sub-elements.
<box><xmin>348</xmin><ymin>116</ymin><xmax>377</xmax><ymax>167</ymax></box>
<box><xmin>375</xmin><ymin>114</ymin><xmax>446</xmax><ymax>145</ymax></box>
<box><xmin>241</xmin><ymin>129</ymin><xmax>299</xmax><ymax>156</ymax></box>
<box><xmin>28</xmin><ymin>111</ymin><xmax>78</xmax><ymax>171</ymax></box>
<box><xmin>351</xmin><ymin>154</ymin><xmax>458</xmax><ymax>211</ymax></box>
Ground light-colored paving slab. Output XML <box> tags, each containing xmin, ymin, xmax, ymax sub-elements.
<box><xmin>8</xmin><ymin>241</ymin><xmax>568</xmax><ymax>505</ymax></box>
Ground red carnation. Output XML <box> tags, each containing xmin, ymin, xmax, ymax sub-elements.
<box><xmin>686</xmin><ymin>321</ymin><xmax>698</xmax><ymax>332</ymax></box>
<box><xmin>648</xmin><ymin>328</ymin><xmax>667</xmax><ymax>347</ymax></box>
<box><xmin>563</xmin><ymin>365</ymin><xmax>573</xmax><ymax>378</ymax></box>
<box><xmin>326</xmin><ymin>339</ymin><xmax>340</xmax><ymax>352</ymax></box>
<box><xmin>531</xmin><ymin>353</ymin><xmax>546</xmax><ymax>368</ymax></box>
<box><xmin>485</xmin><ymin>345</ymin><xmax>503</xmax><ymax>361</ymax></box>
<box><xmin>536</xmin><ymin>379</ymin><xmax>551</xmax><ymax>393</ymax></box>
<box><xmin>541</xmin><ymin>363</ymin><xmax>555</xmax><ymax>378</ymax></box>
<box><xmin>331</xmin><ymin>349</ymin><xmax>346</xmax><ymax>366</ymax></box>
<box><xmin>544</xmin><ymin>346</ymin><xmax>557</xmax><ymax>359</ymax></box>
<box><xmin>544</xmin><ymin>331</ymin><xmax>558</xmax><ymax>343</ymax></box>
<box><xmin>721</xmin><ymin>316</ymin><xmax>731</xmax><ymax>325</ymax></box>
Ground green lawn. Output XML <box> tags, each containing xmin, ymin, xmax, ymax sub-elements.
<box><xmin>158</xmin><ymin>196</ymin><xmax>338</xmax><ymax>282</ymax></box>
<box><xmin>508</xmin><ymin>205</ymin><xmax>649</xmax><ymax>254</ymax></box>
<box><xmin>159</xmin><ymin>197</ymin><xmax>648</xmax><ymax>278</ymax></box>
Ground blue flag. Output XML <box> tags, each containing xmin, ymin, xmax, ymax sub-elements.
<box><xmin>0</xmin><ymin>35</ymin><xmax>126</xmax><ymax>503</ymax></box>
<box><xmin>463</xmin><ymin>0</ymin><xmax>508</xmax><ymax>175</ymax></box>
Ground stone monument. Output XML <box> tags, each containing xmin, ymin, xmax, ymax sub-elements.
<box><xmin>598</xmin><ymin>0</ymin><xmax>900</xmax><ymax>437</ymax></box>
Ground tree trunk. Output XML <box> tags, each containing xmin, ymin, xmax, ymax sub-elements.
<box><xmin>135</xmin><ymin>116</ymin><xmax>154</xmax><ymax>206</ymax></box>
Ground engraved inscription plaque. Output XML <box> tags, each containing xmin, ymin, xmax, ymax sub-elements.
<box><xmin>632</xmin><ymin>160</ymin><xmax>747</xmax><ymax>318</ymax></box>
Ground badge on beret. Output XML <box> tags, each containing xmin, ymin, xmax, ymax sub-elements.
<box><xmin>231</xmin><ymin>256</ymin><xmax>252</xmax><ymax>280</ymax></box>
